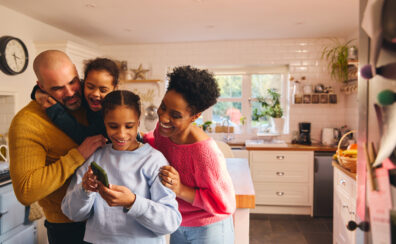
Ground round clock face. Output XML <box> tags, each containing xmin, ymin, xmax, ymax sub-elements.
<box><xmin>0</xmin><ymin>36</ymin><xmax>29</xmax><ymax>75</ymax></box>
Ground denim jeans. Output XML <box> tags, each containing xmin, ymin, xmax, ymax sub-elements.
<box><xmin>170</xmin><ymin>216</ymin><xmax>234</xmax><ymax>244</ymax></box>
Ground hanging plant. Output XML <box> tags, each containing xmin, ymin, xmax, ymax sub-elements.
<box><xmin>321</xmin><ymin>39</ymin><xmax>356</xmax><ymax>82</ymax></box>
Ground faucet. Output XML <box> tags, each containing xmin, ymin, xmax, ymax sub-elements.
<box><xmin>222</xmin><ymin>118</ymin><xmax>234</xmax><ymax>143</ymax></box>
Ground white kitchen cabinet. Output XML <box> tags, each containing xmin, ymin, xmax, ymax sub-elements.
<box><xmin>333</xmin><ymin>166</ymin><xmax>356</xmax><ymax>244</ymax></box>
<box><xmin>249</xmin><ymin>150</ymin><xmax>314</xmax><ymax>215</ymax></box>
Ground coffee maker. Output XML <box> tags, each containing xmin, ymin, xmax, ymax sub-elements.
<box><xmin>297</xmin><ymin>122</ymin><xmax>312</xmax><ymax>145</ymax></box>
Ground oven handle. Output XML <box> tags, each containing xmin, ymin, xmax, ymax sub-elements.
<box><xmin>0</xmin><ymin>210</ymin><xmax>8</xmax><ymax>218</ymax></box>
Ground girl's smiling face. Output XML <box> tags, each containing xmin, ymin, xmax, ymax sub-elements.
<box><xmin>104</xmin><ymin>105</ymin><xmax>140</xmax><ymax>151</ymax></box>
<box><xmin>157</xmin><ymin>90</ymin><xmax>200</xmax><ymax>143</ymax></box>
<box><xmin>84</xmin><ymin>70</ymin><xmax>115</xmax><ymax>112</ymax></box>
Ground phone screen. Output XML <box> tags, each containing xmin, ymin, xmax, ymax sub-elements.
<box><xmin>90</xmin><ymin>161</ymin><xmax>109</xmax><ymax>187</ymax></box>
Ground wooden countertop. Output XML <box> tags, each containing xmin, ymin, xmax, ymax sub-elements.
<box><xmin>226</xmin><ymin>158</ymin><xmax>255</xmax><ymax>209</ymax></box>
<box><xmin>332</xmin><ymin>160</ymin><xmax>356</xmax><ymax>180</ymax></box>
<box><xmin>245</xmin><ymin>143</ymin><xmax>337</xmax><ymax>151</ymax></box>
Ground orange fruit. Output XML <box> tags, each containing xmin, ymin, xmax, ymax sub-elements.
<box><xmin>347</xmin><ymin>143</ymin><xmax>358</xmax><ymax>150</ymax></box>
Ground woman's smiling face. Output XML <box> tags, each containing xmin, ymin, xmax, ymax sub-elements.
<box><xmin>84</xmin><ymin>70</ymin><xmax>115</xmax><ymax>112</ymax></box>
<box><xmin>157</xmin><ymin>90</ymin><xmax>199</xmax><ymax>142</ymax></box>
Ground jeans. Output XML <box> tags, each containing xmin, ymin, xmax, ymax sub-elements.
<box><xmin>44</xmin><ymin>220</ymin><xmax>91</xmax><ymax>244</ymax></box>
<box><xmin>170</xmin><ymin>216</ymin><xmax>234</xmax><ymax>244</ymax></box>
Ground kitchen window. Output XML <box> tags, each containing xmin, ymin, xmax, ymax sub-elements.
<box><xmin>200</xmin><ymin>65</ymin><xmax>290</xmax><ymax>135</ymax></box>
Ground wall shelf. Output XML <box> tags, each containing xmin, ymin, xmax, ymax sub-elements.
<box><xmin>121</xmin><ymin>79</ymin><xmax>160</xmax><ymax>83</ymax></box>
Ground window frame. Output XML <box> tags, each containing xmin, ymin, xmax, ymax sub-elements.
<box><xmin>203</xmin><ymin>66</ymin><xmax>290</xmax><ymax>135</ymax></box>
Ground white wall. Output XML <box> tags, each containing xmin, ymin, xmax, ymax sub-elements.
<box><xmin>101</xmin><ymin>39</ymin><xmax>358</xmax><ymax>143</ymax></box>
<box><xmin>0</xmin><ymin>3</ymin><xmax>359</xmax><ymax>143</ymax></box>
<box><xmin>0</xmin><ymin>5</ymin><xmax>98</xmax><ymax>112</ymax></box>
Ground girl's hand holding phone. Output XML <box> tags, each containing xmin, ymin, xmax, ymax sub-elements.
<box><xmin>82</xmin><ymin>167</ymin><xmax>99</xmax><ymax>192</ymax></box>
<box><xmin>97</xmin><ymin>183</ymin><xmax>136</xmax><ymax>209</ymax></box>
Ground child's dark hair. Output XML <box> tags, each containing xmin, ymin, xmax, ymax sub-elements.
<box><xmin>84</xmin><ymin>58</ymin><xmax>120</xmax><ymax>87</ymax></box>
<box><xmin>167</xmin><ymin>65</ymin><xmax>220</xmax><ymax>115</ymax></box>
<box><xmin>102</xmin><ymin>90</ymin><xmax>141</xmax><ymax>118</ymax></box>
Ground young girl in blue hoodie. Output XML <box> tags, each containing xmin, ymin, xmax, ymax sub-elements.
<box><xmin>61</xmin><ymin>90</ymin><xmax>181</xmax><ymax>244</ymax></box>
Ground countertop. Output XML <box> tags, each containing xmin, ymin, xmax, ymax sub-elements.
<box><xmin>226</xmin><ymin>158</ymin><xmax>255</xmax><ymax>209</ymax></box>
<box><xmin>332</xmin><ymin>160</ymin><xmax>356</xmax><ymax>180</ymax></box>
<box><xmin>245</xmin><ymin>143</ymin><xmax>337</xmax><ymax>151</ymax></box>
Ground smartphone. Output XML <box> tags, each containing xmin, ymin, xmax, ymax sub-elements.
<box><xmin>90</xmin><ymin>161</ymin><xmax>109</xmax><ymax>187</ymax></box>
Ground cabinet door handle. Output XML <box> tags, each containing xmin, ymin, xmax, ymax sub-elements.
<box><xmin>339</xmin><ymin>179</ymin><xmax>346</xmax><ymax>186</ymax></box>
<box><xmin>276</xmin><ymin>155</ymin><xmax>285</xmax><ymax>160</ymax></box>
<box><xmin>276</xmin><ymin>191</ymin><xmax>284</xmax><ymax>196</ymax></box>
<box><xmin>347</xmin><ymin>221</ymin><xmax>370</xmax><ymax>232</ymax></box>
<box><xmin>0</xmin><ymin>210</ymin><xmax>8</xmax><ymax>218</ymax></box>
<box><xmin>349</xmin><ymin>211</ymin><xmax>355</xmax><ymax>215</ymax></box>
<box><xmin>276</xmin><ymin>172</ymin><xmax>285</xmax><ymax>176</ymax></box>
<box><xmin>342</xmin><ymin>205</ymin><xmax>349</xmax><ymax>209</ymax></box>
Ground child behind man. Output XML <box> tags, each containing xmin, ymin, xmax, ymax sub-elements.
<box><xmin>61</xmin><ymin>90</ymin><xmax>181</xmax><ymax>244</ymax></box>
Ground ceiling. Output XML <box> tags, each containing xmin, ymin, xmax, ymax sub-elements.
<box><xmin>0</xmin><ymin>0</ymin><xmax>359</xmax><ymax>45</ymax></box>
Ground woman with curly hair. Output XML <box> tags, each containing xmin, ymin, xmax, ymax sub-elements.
<box><xmin>144</xmin><ymin>66</ymin><xmax>236</xmax><ymax>243</ymax></box>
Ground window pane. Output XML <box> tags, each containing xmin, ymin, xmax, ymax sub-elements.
<box><xmin>251</xmin><ymin>74</ymin><xmax>282</xmax><ymax>98</ymax></box>
<box><xmin>251</xmin><ymin>101</ymin><xmax>271</xmax><ymax>129</ymax></box>
<box><xmin>215</xmin><ymin>75</ymin><xmax>242</xmax><ymax>98</ymax></box>
<box><xmin>212</xmin><ymin>102</ymin><xmax>242</xmax><ymax>126</ymax></box>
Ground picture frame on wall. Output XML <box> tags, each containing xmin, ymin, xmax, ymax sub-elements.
<box><xmin>329</xmin><ymin>94</ymin><xmax>337</xmax><ymax>104</ymax></box>
<box><xmin>320</xmin><ymin>94</ymin><xmax>328</xmax><ymax>104</ymax></box>
<box><xmin>312</xmin><ymin>94</ymin><xmax>319</xmax><ymax>104</ymax></box>
<box><xmin>303</xmin><ymin>94</ymin><xmax>311</xmax><ymax>104</ymax></box>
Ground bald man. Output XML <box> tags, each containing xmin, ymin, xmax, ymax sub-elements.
<box><xmin>9</xmin><ymin>50</ymin><xmax>106</xmax><ymax>244</ymax></box>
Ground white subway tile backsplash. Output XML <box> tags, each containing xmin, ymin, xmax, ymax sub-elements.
<box><xmin>102</xmin><ymin>37</ymin><xmax>358</xmax><ymax>141</ymax></box>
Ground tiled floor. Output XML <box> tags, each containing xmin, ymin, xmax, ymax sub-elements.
<box><xmin>249</xmin><ymin>214</ymin><xmax>333</xmax><ymax>244</ymax></box>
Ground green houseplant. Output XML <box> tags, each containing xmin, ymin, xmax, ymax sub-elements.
<box><xmin>321</xmin><ymin>39</ymin><xmax>356</xmax><ymax>82</ymax></box>
<box><xmin>252</xmin><ymin>88</ymin><xmax>284</xmax><ymax>134</ymax></box>
<box><xmin>252</xmin><ymin>88</ymin><xmax>283</xmax><ymax>120</ymax></box>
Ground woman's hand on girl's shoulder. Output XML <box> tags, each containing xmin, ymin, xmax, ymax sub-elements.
<box><xmin>159</xmin><ymin>166</ymin><xmax>181</xmax><ymax>194</ymax></box>
<box><xmin>159</xmin><ymin>166</ymin><xmax>196</xmax><ymax>203</ymax></box>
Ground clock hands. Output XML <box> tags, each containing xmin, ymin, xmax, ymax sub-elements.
<box><xmin>12</xmin><ymin>53</ymin><xmax>21</xmax><ymax>60</ymax></box>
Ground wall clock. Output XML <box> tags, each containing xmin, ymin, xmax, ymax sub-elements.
<box><xmin>0</xmin><ymin>36</ymin><xmax>29</xmax><ymax>75</ymax></box>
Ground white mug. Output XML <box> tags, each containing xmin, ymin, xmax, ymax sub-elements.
<box><xmin>303</xmin><ymin>85</ymin><xmax>313</xmax><ymax>94</ymax></box>
<box><xmin>0</xmin><ymin>145</ymin><xmax>8</xmax><ymax>162</ymax></box>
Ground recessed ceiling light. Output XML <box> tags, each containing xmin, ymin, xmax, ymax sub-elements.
<box><xmin>85</xmin><ymin>3</ymin><xmax>96</xmax><ymax>8</ymax></box>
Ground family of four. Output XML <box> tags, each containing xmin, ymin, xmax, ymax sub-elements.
<box><xmin>8</xmin><ymin>50</ymin><xmax>236</xmax><ymax>244</ymax></box>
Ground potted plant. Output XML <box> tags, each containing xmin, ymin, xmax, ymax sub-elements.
<box><xmin>321</xmin><ymin>39</ymin><xmax>357</xmax><ymax>82</ymax></box>
<box><xmin>252</xmin><ymin>88</ymin><xmax>284</xmax><ymax>133</ymax></box>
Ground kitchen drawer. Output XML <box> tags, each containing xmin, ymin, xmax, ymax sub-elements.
<box><xmin>254</xmin><ymin>182</ymin><xmax>309</xmax><ymax>206</ymax></box>
<box><xmin>251</xmin><ymin>160</ymin><xmax>309</xmax><ymax>183</ymax></box>
<box><xmin>334</xmin><ymin>167</ymin><xmax>355</xmax><ymax>197</ymax></box>
<box><xmin>251</xmin><ymin>151</ymin><xmax>313</xmax><ymax>164</ymax></box>
<box><xmin>1</xmin><ymin>223</ymin><xmax>35</xmax><ymax>244</ymax></box>
<box><xmin>0</xmin><ymin>185</ymin><xmax>26</xmax><ymax>235</ymax></box>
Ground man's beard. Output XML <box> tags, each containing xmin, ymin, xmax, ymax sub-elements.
<box><xmin>63</xmin><ymin>93</ymin><xmax>82</xmax><ymax>111</ymax></box>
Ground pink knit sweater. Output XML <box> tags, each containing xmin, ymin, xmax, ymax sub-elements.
<box><xmin>144</xmin><ymin>127</ymin><xmax>236</xmax><ymax>227</ymax></box>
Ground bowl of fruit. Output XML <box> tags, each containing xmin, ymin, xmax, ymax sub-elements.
<box><xmin>335</xmin><ymin>130</ymin><xmax>357</xmax><ymax>172</ymax></box>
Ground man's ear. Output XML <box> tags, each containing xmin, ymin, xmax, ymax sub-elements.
<box><xmin>36</xmin><ymin>80</ymin><xmax>44</xmax><ymax>90</ymax></box>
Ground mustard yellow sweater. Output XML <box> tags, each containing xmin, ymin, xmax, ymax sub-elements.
<box><xmin>9</xmin><ymin>101</ymin><xmax>88</xmax><ymax>223</ymax></box>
